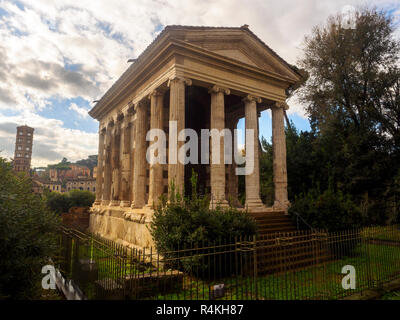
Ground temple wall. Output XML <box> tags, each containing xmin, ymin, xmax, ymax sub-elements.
<box><xmin>89</xmin><ymin>208</ymin><xmax>155</xmax><ymax>250</ymax></box>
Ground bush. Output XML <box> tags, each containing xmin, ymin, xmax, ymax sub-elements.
<box><xmin>149</xmin><ymin>171</ymin><xmax>257</xmax><ymax>277</ymax></box>
<box><xmin>44</xmin><ymin>189</ymin><xmax>95</xmax><ymax>214</ymax></box>
<box><xmin>289</xmin><ymin>187</ymin><xmax>363</xmax><ymax>257</ymax></box>
<box><xmin>289</xmin><ymin>188</ymin><xmax>363</xmax><ymax>232</ymax></box>
<box><xmin>0</xmin><ymin>157</ymin><xmax>61</xmax><ymax>299</ymax></box>
<box><xmin>68</xmin><ymin>189</ymin><xmax>95</xmax><ymax>207</ymax></box>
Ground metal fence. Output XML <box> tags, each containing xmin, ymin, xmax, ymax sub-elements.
<box><xmin>56</xmin><ymin>225</ymin><xmax>400</xmax><ymax>300</ymax></box>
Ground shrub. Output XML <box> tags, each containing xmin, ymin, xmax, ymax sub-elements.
<box><xmin>45</xmin><ymin>191</ymin><xmax>70</xmax><ymax>213</ymax></box>
<box><xmin>289</xmin><ymin>188</ymin><xmax>363</xmax><ymax>232</ymax></box>
<box><xmin>0</xmin><ymin>158</ymin><xmax>61</xmax><ymax>299</ymax></box>
<box><xmin>68</xmin><ymin>189</ymin><xmax>95</xmax><ymax>207</ymax></box>
<box><xmin>44</xmin><ymin>189</ymin><xmax>95</xmax><ymax>214</ymax></box>
<box><xmin>149</xmin><ymin>171</ymin><xmax>257</xmax><ymax>277</ymax></box>
<box><xmin>289</xmin><ymin>187</ymin><xmax>363</xmax><ymax>257</ymax></box>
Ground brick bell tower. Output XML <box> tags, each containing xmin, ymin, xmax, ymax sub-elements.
<box><xmin>13</xmin><ymin>125</ymin><xmax>34</xmax><ymax>173</ymax></box>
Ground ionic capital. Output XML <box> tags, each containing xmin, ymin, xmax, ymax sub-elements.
<box><xmin>149</xmin><ymin>87</ymin><xmax>166</xmax><ymax>99</ymax></box>
<box><xmin>242</xmin><ymin>94</ymin><xmax>262</xmax><ymax>104</ymax></box>
<box><xmin>126</xmin><ymin>101</ymin><xmax>135</xmax><ymax>116</ymax></box>
<box><xmin>107</xmin><ymin>118</ymin><xmax>114</xmax><ymax>128</ymax></box>
<box><xmin>116</xmin><ymin>112</ymin><xmax>124</xmax><ymax>122</ymax></box>
<box><xmin>135</xmin><ymin>98</ymin><xmax>150</xmax><ymax>110</ymax></box>
<box><xmin>167</xmin><ymin>76</ymin><xmax>192</xmax><ymax>87</ymax></box>
<box><xmin>275</xmin><ymin>101</ymin><xmax>289</xmax><ymax>110</ymax></box>
<box><xmin>208</xmin><ymin>85</ymin><xmax>230</xmax><ymax>96</ymax></box>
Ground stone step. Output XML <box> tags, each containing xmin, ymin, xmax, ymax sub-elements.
<box><xmin>256</xmin><ymin>248</ymin><xmax>328</xmax><ymax>261</ymax></box>
<box><xmin>256</xmin><ymin>221</ymin><xmax>295</xmax><ymax>228</ymax></box>
<box><xmin>250</xmin><ymin>213</ymin><xmax>290</xmax><ymax>220</ymax></box>
<box><xmin>251</xmin><ymin>215</ymin><xmax>293</xmax><ymax>223</ymax></box>
<box><xmin>250</xmin><ymin>215</ymin><xmax>331</xmax><ymax>274</ymax></box>
<box><xmin>257</xmin><ymin>255</ymin><xmax>332</xmax><ymax>274</ymax></box>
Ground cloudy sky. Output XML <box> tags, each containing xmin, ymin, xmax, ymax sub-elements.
<box><xmin>0</xmin><ymin>0</ymin><xmax>399</xmax><ymax>167</ymax></box>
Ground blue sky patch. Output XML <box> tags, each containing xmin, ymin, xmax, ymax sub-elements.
<box><xmin>37</xmin><ymin>96</ymin><xmax>98</xmax><ymax>133</ymax></box>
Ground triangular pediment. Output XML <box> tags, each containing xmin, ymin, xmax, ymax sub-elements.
<box><xmin>213</xmin><ymin>49</ymin><xmax>259</xmax><ymax>68</ymax></box>
<box><xmin>89</xmin><ymin>25</ymin><xmax>302</xmax><ymax>120</ymax></box>
<box><xmin>167</xmin><ymin>26</ymin><xmax>301</xmax><ymax>82</ymax></box>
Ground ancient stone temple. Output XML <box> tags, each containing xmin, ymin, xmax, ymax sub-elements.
<box><xmin>89</xmin><ymin>25</ymin><xmax>302</xmax><ymax>249</ymax></box>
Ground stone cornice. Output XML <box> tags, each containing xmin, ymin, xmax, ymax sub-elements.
<box><xmin>89</xmin><ymin>27</ymin><xmax>300</xmax><ymax>121</ymax></box>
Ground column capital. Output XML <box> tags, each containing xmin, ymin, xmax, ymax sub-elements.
<box><xmin>242</xmin><ymin>94</ymin><xmax>262</xmax><ymax>104</ymax></box>
<box><xmin>167</xmin><ymin>76</ymin><xmax>192</xmax><ymax>87</ymax></box>
<box><xmin>149</xmin><ymin>87</ymin><xmax>167</xmax><ymax>99</ymax></box>
<box><xmin>107</xmin><ymin>118</ymin><xmax>114</xmax><ymax>128</ymax></box>
<box><xmin>116</xmin><ymin>112</ymin><xmax>124</xmax><ymax>122</ymax></box>
<box><xmin>208</xmin><ymin>85</ymin><xmax>230</xmax><ymax>95</ymax></box>
<box><xmin>126</xmin><ymin>101</ymin><xmax>136</xmax><ymax>116</ymax></box>
<box><xmin>274</xmin><ymin>101</ymin><xmax>289</xmax><ymax>110</ymax></box>
<box><xmin>135</xmin><ymin>98</ymin><xmax>150</xmax><ymax>110</ymax></box>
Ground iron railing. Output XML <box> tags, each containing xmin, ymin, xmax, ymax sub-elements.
<box><xmin>56</xmin><ymin>225</ymin><xmax>400</xmax><ymax>300</ymax></box>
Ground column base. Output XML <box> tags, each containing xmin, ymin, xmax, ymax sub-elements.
<box><xmin>273</xmin><ymin>200</ymin><xmax>290</xmax><ymax>214</ymax></box>
<box><xmin>245</xmin><ymin>199</ymin><xmax>265</xmax><ymax>212</ymax></box>
<box><xmin>109</xmin><ymin>200</ymin><xmax>120</xmax><ymax>206</ymax></box>
<box><xmin>131</xmin><ymin>202</ymin><xmax>145</xmax><ymax>209</ymax></box>
<box><xmin>101</xmin><ymin>200</ymin><xmax>110</xmax><ymax>206</ymax></box>
<box><xmin>93</xmin><ymin>200</ymin><xmax>102</xmax><ymax>206</ymax></box>
<box><xmin>145</xmin><ymin>202</ymin><xmax>156</xmax><ymax>210</ymax></box>
<box><xmin>120</xmin><ymin>200</ymin><xmax>131</xmax><ymax>207</ymax></box>
<box><xmin>209</xmin><ymin>199</ymin><xmax>229</xmax><ymax>210</ymax></box>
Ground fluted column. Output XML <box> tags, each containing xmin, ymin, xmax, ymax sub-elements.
<box><xmin>102</xmin><ymin>120</ymin><xmax>113</xmax><ymax>205</ymax></box>
<box><xmin>110</xmin><ymin>116</ymin><xmax>122</xmax><ymax>206</ymax></box>
<box><xmin>209</xmin><ymin>85</ymin><xmax>230</xmax><ymax>208</ymax></box>
<box><xmin>129</xmin><ymin>116</ymin><xmax>136</xmax><ymax>204</ymax></box>
<box><xmin>148</xmin><ymin>89</ymin><xmax>165</xmax><ymax>207</ymax></box>
<box><xmin>168</xmin><ymin>77</ymin><xmax>191</xmax><ymax>196</ymax></box>
<box><xmin>132</xmin><ymin>99</ymin><xmax>149</xmax><ymax>208</ymax></box>
<box><xmin>272</xmin><ymin>102</ymin><xmax>289</xmax><ymax>211</ymax></box>
<box><xmin>94</xmin><ymin>126</ymin><xmax>105</xmax><ymax>205</ymax></box>
<box><xmin>120</xmin><ymin>107</ymin><xmax>134</xmax><ymax>207</ymax></box>
<box><xmin>226</xmin><ymin>117</ymin><xmax>239</xmax><ymax>206</ymax></box>
<box><xmin>244</xmin><ymin>94</ymin><xmax>263</xmax><ymax>210</ymax></box>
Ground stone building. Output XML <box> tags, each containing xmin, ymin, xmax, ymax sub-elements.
<box><xmin>49</xmin><ymin>164</ymin><xmax>91</xmax><ymax>181</ymax></box>
<box><xmin>66</xmin><ymin>178</ymin><xmax>96</xmax><ymax>192</ymax></box>
<box><xmin>13</xmin><ymin>125</ymin><xmax>34</xmax><ymax>173</ymax></box>
<box><xmin>32</xmin><ymin>177</ymin><xmax>62</xmax><ymax>193</ymax></box>
<box><xmin>89</xmin><ymin>25</ymin><xmax>302</xmax><ymax>249</ymax></box>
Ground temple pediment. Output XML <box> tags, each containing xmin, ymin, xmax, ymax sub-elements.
<box><xmin>165</xmin><ymin>25</ymin><xmax>300</xmax><ymax>82</ymax></box>
<box><xmin>90</xmin><ymin>25</ymin><xmax>302</xmax><ymax>120</ymax></box>
<box><xmin>213</xmin><ymin>49</ymin><xmax>259</xmax><ymax>68</ymax></box>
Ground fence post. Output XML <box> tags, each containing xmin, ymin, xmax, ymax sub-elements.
<box><xmin>365</xmin><ymin>227</ymin><xmax>373</xmax><ymax>290</ymax></box>
<box><xmin>253</xmin><ymin>235</ymin><xmax>258</xmax><ymax>300</ymax></box>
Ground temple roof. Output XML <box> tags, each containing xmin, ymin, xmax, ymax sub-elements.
<box><xmin>89</xmin><ymin>25</ymin><xmax>302</xmax><ymax>119</ymax></box>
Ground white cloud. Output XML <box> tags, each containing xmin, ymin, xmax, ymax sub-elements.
<box><xmin>69</xmin><ymin>103</ymin><xmax>89</xmax><ymax>118</ymax></box>
<box><xmin>0</xmin><ymin>111</ymin><xmax>98</xmax><ymax>167</ymax></box>
<box><xmin>0</xmin><ymin>0</ymin><xmax>398</xmax><ymax>165</ymax></box>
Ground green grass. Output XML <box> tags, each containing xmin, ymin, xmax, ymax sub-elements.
<box><xmin>362</xmin><ymin>226</ymin><xmax>400</xmax><ymax>242</ymax></box>
<box><xmin>61</xmin><ymin>234</ymin><xmax>400</xmax><ymax>300</ymax></box>
<box><xmin>381</xmin><ymin>290</ymin><xmax>400</xmax><ymax>300</ymax></box>
<box><xmin>147</xmin><ymin>243</ymin><xmax>400</xmax><ymax>300</ymax></box>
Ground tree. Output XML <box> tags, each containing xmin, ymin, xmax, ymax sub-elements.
<box><xmin>296</xmin><ymin>7</ymin><xmax>400</xmax><ymax>223</ymax></box>
<box><xmin>0</xmin><ymin>157</ymin><xmax>61</xmax><ymax>299</ymax></box>
<box><xmin>44</xmin><ymin>189</ymin><xmax>95</xmax><ymax>214</ymax></box>
<box><xmin>299</xmin><ymin>7</ymin><xmax>400</xmax><ymax>132</ymax></box>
